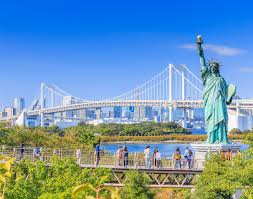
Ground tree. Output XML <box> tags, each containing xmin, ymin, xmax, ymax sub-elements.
<box><xmin>121</xmin><ymin>171</ymin><xmax>154</xmax><ymax>199</ymax></box>
<box><xmin>192</xmin><ymin>151</ymin><xmax>253</xmax><ymax>199</ymax></box>
<box><xmin>72</xmin><ymin>179</ymin><xmax>120</xmax><ymax>199</ymax></box>
<box><xmin>229</xmin><ymin>128</ymin><xmax>242</xmax><ymax>134</ymax></box>
<box><xmin>0</xmin><ymin>156</ymin><xmax>14</xmax><ymax>199</ymax></box>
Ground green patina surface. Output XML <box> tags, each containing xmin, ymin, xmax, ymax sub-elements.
<box><xmin>196</xmin><ymin>36</ymin><xmax>236</xmax><ymax>144</ymax></box>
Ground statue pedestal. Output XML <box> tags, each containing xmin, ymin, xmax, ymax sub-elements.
<box><xmin>190</xmin><ymin>143</ymin><xmax>242</xmax><ymax>168</ymax></box>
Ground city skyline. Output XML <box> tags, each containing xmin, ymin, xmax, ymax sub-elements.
<box><xmin>1</xmin><ymin>1</ymin><xmax>253</xmax><ymax>108</ymax></box>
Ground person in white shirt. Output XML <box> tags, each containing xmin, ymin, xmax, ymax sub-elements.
<box><xmin>144</xmin><ymin>146</ymin><xmax>151</xmax><ymax>168</ymax></box>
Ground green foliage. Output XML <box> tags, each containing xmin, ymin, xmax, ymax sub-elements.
<box><xmin>0</xmin><ymin>122</ymin><xmax>190</xmax><ymax>149</ymax></box>
<box><xmin>0</xmin><ymin>156</ymin><xmax>14</xmax><ymax>199</ymax></box>
<box><xmin>120</xmin><ymin>170</ymin><xmax>154</xmax><ymax>199</ymax></box>
<box><xmin>192</xmin><ymin>150</ymin><xmax>253</xmax><ymax>199</ymax></box>
<box><xmin>4</xmin><ymin>157</ymin><xmax>112</xmax><ymax>199</ymax></box>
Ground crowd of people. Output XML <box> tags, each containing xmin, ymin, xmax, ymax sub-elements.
<box><xmin>95</xmin><ymin>143</ymin><xmax>194</xmax><ymax>169</ymax></box>
<box><xmin>17</xmin><ymin>143</ymin><xmax>238</xmax><ymax>169</ymax></box>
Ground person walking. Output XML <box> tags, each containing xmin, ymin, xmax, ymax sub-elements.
<box><xmin>173</xmin><ymin>147</ymin><xmax>181</xmax><ymax>169</ymax></box>
<box><xmin>122</xmin><ymin>145</ymin><xmax>129</xmax><ymax>167</ymax></box>
<box><xmin>144</xmin><ymin>146</ymin><xmax>151</xmax><ymax>168</ymax></box>
<box><xmin>116</xmin><ymin>146</ymin><xmax>123</xmax><ymax>166</ymax></box>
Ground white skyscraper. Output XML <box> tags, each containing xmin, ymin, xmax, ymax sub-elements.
<box><xmin>13</xmin><ymin>97</ymin><xmax>25</xmax><ymax>115</ymax></box>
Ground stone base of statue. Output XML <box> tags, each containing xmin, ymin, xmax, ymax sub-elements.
<box><xmin>190</xmin><ymin>143</ymin><xmax>242</xmax><ymax>168</ymax></box>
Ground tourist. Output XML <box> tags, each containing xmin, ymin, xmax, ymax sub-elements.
<box><xmin>144</xmin><ymin>146</ymin><xmax>151</xmax><ymax>168</ymax></box>
<box><xmin>220</xmin><ymin>150</ymin><xmax>226</xmax><ymax>161</ymax></box>
<box><xmin>226</xmin><ymin>149</ymin><xmax>232</xmax><ymax>161</ymax></box>
<box><xmin>33</xmin><ymin>145</ymin><xmax>41</xmax><ymax>160</ymax></box>
<box><xmin>20</xmin><ymin>143</ymin><xmax>25</xmax><ymax>160</ymax></box>
<box><xmin>122</xmin><ymin>145</ymin><xmax>129</xmax><ymax>167</ymax></box>
<box><xmin>153</xmin><ymin>147</ymin><xmax>158</xmax><ymax>167</ymax></box>
<box><xmin>184</xmin><ymin>147</ymin><xmax>193</xmax><ymax>169</ymax></box>
<box><xmin>155</xmin><ymin>150</ymin><xmax>162</xmax><ymax>168</ymax></box>
<box><xmin>237</xmin><ymin>149</ymin><xmax>241</xmax><ymax>158</ymax></box>
<box><xmin>173</xmin><ymin>147</ymin><xmax>181</xmax><ymax>169</ymax></box>
<box><xmin>95</xmin><ymin>142</ymin><xmax>100</xmax><ymax>166</ymax></box>
<box><xmin>116</xmin><ymin>146</ymin><xmax>123</xmax><ymax>166</ymax></box>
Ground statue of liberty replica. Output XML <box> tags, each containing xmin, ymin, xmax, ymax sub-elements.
<box><xmin>196</xmin><ymin>35</ymin><xmax>236</xmax><ymax>144</ymax></box>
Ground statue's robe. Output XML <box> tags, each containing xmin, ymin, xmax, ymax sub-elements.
<box><xmin>201</xmin><ymin>64</ymin><xmax>229</xmax><ymax>144</ymax></box>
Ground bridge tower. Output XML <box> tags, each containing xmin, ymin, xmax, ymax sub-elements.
<box><xmin>40</xmin><ymin>83</ymin><xmax>44</xmax><ymax>127</ymax></box>
<box><xmin>168</xmin><ymin>64</ymin><xmax>173</xmax><ymax>122</ymax></box>
<box><xmin>181</xmin><ymin>66</ymin><xmax>187</xmax><ymax>128</ymax></box>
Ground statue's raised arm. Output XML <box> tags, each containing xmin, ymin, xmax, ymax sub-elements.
<box><xmin>196</xmin><ymin>35</ymin><xmax>208</xmax><ymax>82</ymax></box>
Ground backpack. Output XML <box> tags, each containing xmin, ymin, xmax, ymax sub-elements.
<box><xmin>175</xmin><ymin>153</ymin><xmax>181</xmax><ymax>160</ymax></box>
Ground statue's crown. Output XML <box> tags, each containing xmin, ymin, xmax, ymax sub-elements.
<box><xmin>208</xmin><ymin>59</ymin><xmax>222</xmax><ymax>67</ymax></box>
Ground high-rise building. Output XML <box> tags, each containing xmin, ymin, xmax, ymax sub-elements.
<box><xmin>1</xmin><ymin>107</ymin><xmax>15</xmax><ymax>119</ymax></box>
<box><xmin>144</xmin><ymin>107</ymin><xmax>153</xmax><ymax>119</ymax></box>
<box><xmin>109</xmin><ymin>110</ymin><xmax>115</xmax><ymax>118</ymax></box>
<box><xmin>134</xmin><ymin>106</ymin><xmax>153</xmax><ymax>121</ymax></box>
<box><xmin>13</xmin><ymin>97</ymin><xmax>25</xmax><ymax>115</ymax></box>
<box><xmin>95</xmin><ymin>108</ymin><xmax>102</xmax><ymax>120</ymax></box>
<box><xmin>86</xmin><ymin>109</ymin><xmax>96</xmax><ymax>119</ymax></box>
<box><xmin>63</xmin><ymin>96</ymin><xmax>74</xmax><ymax>118</ymax></box>
<box><xmin>113</xmin><ymin>106</ymin><xmax>122</xmax><ymax>118</ymax></box>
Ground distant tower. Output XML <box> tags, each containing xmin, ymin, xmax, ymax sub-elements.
<box><xmin>113</xmin><ymin>106</ymin><xmax>122</xmax><ymax>118</ymax></box>
<box><xmin>13</xmin><ymin>97</ymin><xmax>25</xmax><ymax>115</ymax></box>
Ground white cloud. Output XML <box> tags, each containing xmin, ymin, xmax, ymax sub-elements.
<box><xmin>179</xmin><ymin>44</ymin><xmax>246</xmax><ymax>56</ymax></box>
<box><xmin>239</xmin><ymin>67</ymin><xmax>253</xmax><ymax>73</ymax></box>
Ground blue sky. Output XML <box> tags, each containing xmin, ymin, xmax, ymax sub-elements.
<box><xmin>1</xmin><ymin>0</ymin><xmax>253</xmax><ymax>107</ymax></box>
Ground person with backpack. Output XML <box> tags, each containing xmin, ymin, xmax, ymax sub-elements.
<box><xmin>184</xmin><ymin>147</ymin><xmax>193</xmax><ymax>169</ymax></box>
<box><xmin>117</xmin><ymin>146</ymin><xmax>123</xmax><ymax>166</ymax></box>
<box><xmin>173</xmin><ymin>147</ymin><xmax>181</xmax><ymax>169</ymax></box>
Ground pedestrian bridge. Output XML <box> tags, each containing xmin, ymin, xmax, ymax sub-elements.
<box><xmin>1</xmin><ymin>146</ymin><xmax>203</xmax><ymax>188</ymax></box>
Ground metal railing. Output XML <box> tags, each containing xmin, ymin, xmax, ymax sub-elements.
<box><xmin>0</xmin><ymin>146</ymin><xmax>199</xmax><ymax>170</ymax></box>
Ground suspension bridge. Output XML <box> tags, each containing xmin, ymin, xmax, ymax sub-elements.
<box><xmin>7</xmin><ymin>64</ymin><xmax>253</xmax><ymax>128</ymax></box>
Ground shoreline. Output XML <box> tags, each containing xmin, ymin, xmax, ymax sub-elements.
<box><xmin>100</xmin><ymin>139</ymin><xmax>243</xmax><ymax>145</ymax></box>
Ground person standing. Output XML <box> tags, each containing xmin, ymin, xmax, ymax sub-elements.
<box><xmin>226</xmin><ymin>149</ymin><xmax>232</xmax><ymax>161</ymax></box>
<box><xmin>117</xmin><ymin>146</ymin><xmax>123</xmax><ymax>166</ymax></box>
<box><xmin>155</xmin><ymin>150</ymin><xmax>162</xmax><ymax>168</ymax></box>
<box><xmin>153</xmin><ymin>147</ymin><xmax>158</xmax><ymax>168</ymax></box>
<box><xmin>173</xmin><ymin>147</ymin><xmax>181</xmax><ymax>169</ymax></box>
<box><xmin>184</xmin><ymin>147</ymin><xmax>193</xmax><ymax>169</ymax></box>
<box><xmin>122</xmin><ymin>145</ymin><xmax>129</xmax><ymax>167</ymax></box>
<box><xmin>144</xmin><ymin>146</ymin><xmax>151</xmax><ymax>168</ymax></box>
<box><xmin>95</xmin><ymin>142</ymin><xmax>100</xmax><ymax>166</ymax></box>
<box><xmin>20</xmin><ymin>143</ymin><xmax>25</xmax><ymax>160</ymax></box>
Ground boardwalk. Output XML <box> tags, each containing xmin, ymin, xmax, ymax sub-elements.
<box><xmin>1</xmin><ymin>146</ymin><xmax>203</xmax><ymax>188</ymax></box>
